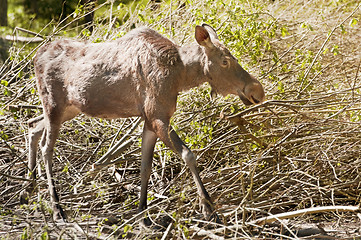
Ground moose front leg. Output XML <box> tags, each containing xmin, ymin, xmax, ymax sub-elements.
<box><xmin>152</xmin><ymin>119</ymin><xmax>218</xmax><ymax>222</ymax></box>
<box><xmin>138</xmin><ymin>123</ymin><xmax>158</xmax><ymax>226</ymax></box>
<box><xmin>168</xmin><ymin>130</ymin><xmax>218</xmax><ymax>221</ymax></box>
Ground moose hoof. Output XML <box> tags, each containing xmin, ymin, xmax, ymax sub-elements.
<box><xmin>20</xmin><ymin>182</ymin><xmax>37</xmax><ymax>205</ymax></box>
<box><xmin>209</xmin><ymin>212</ymin><xmax>222</xmax><ymax>224</ymax></box>
<box><xmin>200</xmin><ymin>199</ymin><xmax>221</xmax><ymax>224</ymax></box>
<box><xmin>52</xmin><ymin>204</ymin><xmax>67</xmax><ymax>222</ymax></box>
<box><xmin>19</xmin><ymin>190</ymin><xmax>30</xmax><ymax>204</ymax></box>
<box><xmin>139</xmin><ymin>217</ymin><xmax>152</xmax><ymax>229</ymax></box>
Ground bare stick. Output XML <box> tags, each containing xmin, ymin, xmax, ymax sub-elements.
<box><xmin>249</xmin><ymin>205</ymin><xmax>360</xmax><ymax>226</ymax></box>
<box><xmin>2</xmin><ymin>35</ymin><xmax>43</xmax><ymax>43</ymax></box>
<box><xmin>14</xmin><ymin>27</ymin><xmax>45</xmax><ymax>38</ymax></box>
<box><xmin>161</xmin><ymin>223</ymin><xmax>173</xmax><ymax>240</ymax></box>
<box><xmin>297</xmin><ymin>3</ymin><xmax>361</xmax><ymax>96</ymax></box>
<box><xmin>93</xmin><ymin>117</ymin><xmax>141</xmax><ymax>168</ymax></box>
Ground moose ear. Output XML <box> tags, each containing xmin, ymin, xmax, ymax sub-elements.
<box><xmin>195</xmin><ymin>25</ymin><xmax>214</xmax><ymax>48</ymax></box>
<box><xmin>202</xmin><ymin>24</ymin><xmax>219</xmax><ymax>40</ymax></box>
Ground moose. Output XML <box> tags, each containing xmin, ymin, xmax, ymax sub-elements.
<box><xmin>21</xmin><ymin>24</ymin><xmax>265</xmax><ymax>225</ymax></box>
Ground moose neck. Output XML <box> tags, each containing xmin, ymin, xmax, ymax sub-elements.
<box><xmin>178</xmin><ymin>44</ymin><xmax>210</xmax><ymax>92</ymax></box>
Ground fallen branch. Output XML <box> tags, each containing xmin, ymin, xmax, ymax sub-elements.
<box><xmin>14</xmin><ymin>27</ymin><xmax>45</xmax><ymax>38</ymax></box>
<box><xmin>249</xmin><ymin>205</ymin><xmax>360</xmax><ymax>226</ymax></box>
<box><xmin>191</xmin><ymin>226</ymin><xmax>225</xmax><ymax>240</ymax></box>
<box><xmin>0</xmin><ymin>171</ymin><xmax>32</xmax><ymax>182</ymax></box>
<box><xmin>2</xmin><ymin>35</ymin><xmax>43</xmax><ymax>43</ymax></box>
<box><xmin>1</xmin><ymin>26</ymin><xmax>45</xmax><ymax>43</ymax></box>
<box><xmin>92</xmin><ymin>117</ymin><xmax>141</xmax><ymax>169</ymax></box>
<box><xmin>7</xmin><ymin>104</ymin><xmax>43</xmax><ymax>111</ymax></box>
<box><xmin>161</xmin><ymin>223</ymin><xmax>173</xmax><ymax>240</ymax></box>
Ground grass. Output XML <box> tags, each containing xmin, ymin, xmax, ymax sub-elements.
<box><xmin>0</xmin><ymin>0</ymin><xmax>361</xmax><ymax>239</ymax></box>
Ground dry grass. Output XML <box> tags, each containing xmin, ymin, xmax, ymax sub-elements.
<box><xmin>1</xmin><ymin>0</ymin><xmax>361</xmax><ymax>239</ymax></box>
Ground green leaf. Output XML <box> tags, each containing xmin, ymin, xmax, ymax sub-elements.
<box><xmin>350</xmin><ymin>18</ymin><xmax>358</xmax><ymax>27</ymax></box>
<box><xmin>124</xmin><ymin>224</ymin><xmax>132</xmax><ymax>233</ymax></box>
<box><xmin>62</xmin><ymin>164</ymin><xmax>69</xmax><ymax>173</ymax></box>
<box><xmin>277</xmin><ymin>81</ymin><xmax>285</xmax><ymax>93</ymax></box>
<box><xmin>40</xmin><ymin>231</ymin><xmax>48</xmax><ymax>240</ymax></box>
<box><xmin>340</xmin><ymin>24</ymin><xmax>347</xmax><ymax>34</ymax></box>
<box><xmin>323</xmin><ymin>48</ymin><xmax>329</xmax><ymax>55</ymax></box>
<box><xmin>331</xmin><ymin>45</ymin><xmax>339</xmax><ymax>55</ymax></box>
<box><xmin>281</xmin><ymin>27</ymin><xmax>288</xmax><ymax>37</ymax></box>
<box><xmin>138</xmin><ymin>13</ymin><xmax>145</xmax><ymax>22</ymax></box>
<box><xmin>1</xmin><ymin>80</ymin><xmax>8</xmax><ymax>87</ymax></box>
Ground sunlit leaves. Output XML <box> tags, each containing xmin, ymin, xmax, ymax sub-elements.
<box><xmin>349</xmin><ymin>18</ymin><xmax>358</xmax><ymax>27</ymax></box>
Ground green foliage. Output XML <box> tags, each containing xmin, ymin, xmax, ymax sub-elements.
<box><xmin>122</xmin><ymin>0</ymin><xmax>286</xmax><ymax>71</ymax></box>
<box><xmin>185</xmin><ymin>120</ymin><xmax>213</xmax><ymax>148</ymax></box>
<box><xmin>62</xmin><ymin>162</ymin><xmax>70</xmax><ymax>173</ymax></box>
<box><xmin>1</xmin><ymin>80</ymin><xmax>10</xmax><ymax>97</ymax></box>
<box><xmin>349</xmin><ymin>18</ymin><xmax>358</xmax><ymax>27</ymax></box>
<box><xmin>123</xmin><ymin>224</ymin><xmax>133</xmax><ymax>238</ymax></box>
<box><xmin>0</xmin><ymin>130</ymin><xmax>9</xmax><ymax>141</ymax></box>
<box><xmin>40</xmin><ymin>231</ymin><xmax>48</xmax><ymax>240</ymax></box>
<box><xmin>20</xmin><ymin>227</ymin><xmax>29</xmax><ymax>240</ymax></box>
<box><xmin>189</xmin><ymin>0</ymin><xmax>286</xmax><ymax>68</ymax></box>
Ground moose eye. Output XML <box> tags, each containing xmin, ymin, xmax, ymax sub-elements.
<box><xmin>221</xmin><ymin>58</ymin><xmax>230</xmax><ymax>68</ymax></box>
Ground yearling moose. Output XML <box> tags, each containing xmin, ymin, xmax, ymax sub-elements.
<box><xmin>22</xmin><ymin>24</ymin><xmax>265</xmax><ymax>224</ymax></box>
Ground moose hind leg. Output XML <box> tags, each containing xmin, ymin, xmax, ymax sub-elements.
<box><xmin>20</xmin><ymin>116</ymin><xmax>45</xmax><ymax>204</ymax></box>
<box><xmin>41</xmin><ymin>119</ymin><xmax>66</xmax><ymax>221</ymax></box>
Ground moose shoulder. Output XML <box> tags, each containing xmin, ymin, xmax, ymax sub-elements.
<box><xmin>22</xmin><ymin>24</ymin><xmax>265</xmax><ymax>225</ymax></box>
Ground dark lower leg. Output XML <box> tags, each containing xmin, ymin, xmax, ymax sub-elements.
<box><xmin>20</xmin><ymin>120</ymin><xmax>44</xmax><ymax>204</ymax></box>
<box><xmin>138</xmin><ymin>125</ymin><xmax>157</xmax><ymax>226</ymax></box>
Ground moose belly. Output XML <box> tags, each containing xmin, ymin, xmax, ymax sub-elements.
<box><xmin>80</xmin><ymin>97</ymin><xmax>142</xmax><ymax>119</ymax></box>
<box><xmin>68</xmin><ymin>89</ymin><xmax>142</xmax><ymax>119</ymax></box>
<box><xmin>66</xmin><ymin>77</ymin><xmax>143</xmax><ymax>119</ymax></box>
